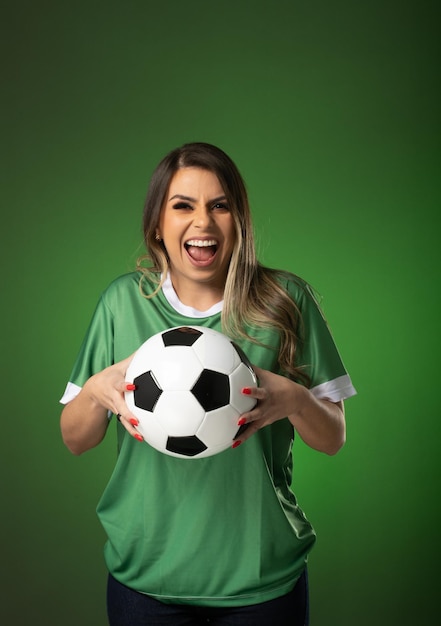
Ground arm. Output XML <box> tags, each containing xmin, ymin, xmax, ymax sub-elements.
<box><xmin>236</xmin><ymin>366</ymin><xmax>346</xmax><ymax>455</ymax></box>
<box><xmin>60</xmin><ymin>356</ymin><xmax>141</xmax><ymax>456</ymax></box>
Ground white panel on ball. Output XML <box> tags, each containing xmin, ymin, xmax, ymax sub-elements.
<box><xmin>150</xmin><ymin>346</ymin><xmax>203</xmax><ymax>390</ymax></box>
<box><xmin>154</xmin><ymin>392</ymin><xmax>205</xmax><ymax>436</ymax></box>
<box><xmin>192</xmin><ymin>329</ymin><xmax>241</xmax><ymax>374</ymax></box>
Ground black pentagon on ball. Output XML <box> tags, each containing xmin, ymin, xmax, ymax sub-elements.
<box><xmin>191</xmin><ymin>369</ymin><xmax>230</xmax><ymax>412</ymax></box>
<box><xmin>162</xmin><ymin>327</ymin><xmax>202</xmax><ymax>347</ymax></box>
<box><xmin>133</xmin><ymin>371</ymin><xmax>163</xmax><ymax>412</ymax></box>
<box><xmin>166</xmin><ymin>435</ymin><xmax>208</xmax><ymax>457</ymax></box>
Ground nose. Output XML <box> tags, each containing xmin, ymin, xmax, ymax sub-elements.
<box><xmin>193</xmin><ymin>206</ymin><xmax>213</xmax><ymax>228</ymax></box>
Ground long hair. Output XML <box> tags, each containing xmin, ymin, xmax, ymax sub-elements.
<box><xmin>137</xmin><ymin>142</ymin><xmax>308</xmax><ymax>383</ymax></box>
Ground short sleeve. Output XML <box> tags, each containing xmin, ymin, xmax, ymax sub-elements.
<box><xmin>288</xmin><ymin>279</ymin><xmax>357</xmax><ymax>402</ymax></box>
<box><xmin>59</xmin><ymin>295</ymin><xmax>115</xmax><ymax>404</ymax></box>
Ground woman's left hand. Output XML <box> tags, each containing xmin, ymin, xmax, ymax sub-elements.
<box><xmin>235</xmin><ymin>366</ymin><xmax>301</xmax><ymax>440</ymax></box>
<box><xmin>235</xmin><ymin>365</ymin><xmax>346</xmax><ymax>455</ymax></box>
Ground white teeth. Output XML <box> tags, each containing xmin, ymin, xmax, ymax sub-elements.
<box><xmin>186</xmin><ymin>239</ymin><xmax>217</xmax><ymax>247</ymax></box>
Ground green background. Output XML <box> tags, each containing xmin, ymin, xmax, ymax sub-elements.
<box><xmin>2</xmin><ymin>1</ymin><xmax>440</xmax><ymax>624</ymax></box>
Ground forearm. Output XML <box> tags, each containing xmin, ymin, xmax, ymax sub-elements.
<box><xmin>60</xmin><ymin>379</ymin><xmax>110</xmax><ymax>455</ymax></box>
<box><xmin>288</xmin><ymin>386</ymin><xmax>346</xmax><ymax>455</ymax></box>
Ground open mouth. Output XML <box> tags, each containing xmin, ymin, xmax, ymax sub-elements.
<box><xmin>184</xmin><ymin>239</ymin><xmax>218</xmax><ymax>263</ymax></box>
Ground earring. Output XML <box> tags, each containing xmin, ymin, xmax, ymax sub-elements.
<box><xmin>155</xmin><ymin>233</ymin><xmax>162</xmax><ymax>242</ymax></box>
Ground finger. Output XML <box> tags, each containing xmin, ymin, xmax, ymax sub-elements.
<box><xmin>114</xmin><ymin>379</ymin><xmax>137</xmax><ymax>394</ymax></box>
<box><xmin>116</xmin><ymin>413</ymin><xmax>144</xmax><ymax>442</ymax></box>
<box><xmin>111</xmin><ymin>381</ymin><xmax>140</xmax><ymax>418</ymax></box>
<box><xmin>237</xmin><ymin>409</ymin><xmax>257</xmax><ymax>428</ymax></box>
<box><xmin>237</xmin><ymin>394</ymin><xmax>266</xmax><ymax>424</ymax></box>
<box><xmin>241</xmin><ymin>385</ymin><xmax>265</xmax><ymax>401</ymax></box>
<box><xmin>233</xmin><ymin>419</ymin><xmax>262</xmax><ymax>446</ymax></box>
<box><xmin>112</xmin><ymin>389</ymin><xmax>142</xmax><ymax>438</ymax></box>
<box><xmin>116</xmin><ymin>412</ymin><xmax>139</xmax><ymax>427</ymax></box>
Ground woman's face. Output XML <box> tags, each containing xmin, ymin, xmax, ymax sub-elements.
<box><xmin>158</xmin><ymin>167</ymin><xmax>236</xmax><ymax>300</ymax></box>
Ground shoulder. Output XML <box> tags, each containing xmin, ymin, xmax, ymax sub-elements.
<box><xmin>101</xmin><ymin>271</ymin><xmax>160</xmax><ymax>300</ymax></box>
<box><xmin>265</xmin><ymin>268</ymin><xmax>312</xmax><ymax>302</ymax></box>
<box><xmin>262</xmin><ymin>268</ymin><xmax>327</xmax><ymax>320</ymax></box>
<box><xmin>99</xmin><ymin>271</ymin><xmax>140</xmax><ymax>301</ymax></box>
<box><xmin>98</xmin><ymin>271</ymin><xmax>167</xmax><ymax>322</ymax></box>
<box><xmin>105</xmin><ymin>271</ymin><xmax>141</xmax><ymax>289</ymax></box>
<box><xmin>98</xmin><ymin>271</ymin><xmax>159</xmax><ymax>313</ymax></box>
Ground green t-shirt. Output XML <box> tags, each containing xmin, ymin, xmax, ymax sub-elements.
<box><xmin>61</xmin><ymin>271</ymin><xmax>356</xmax><ymax>607</ymax></box>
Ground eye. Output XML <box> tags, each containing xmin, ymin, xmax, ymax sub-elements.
<box><xmin>211</xmin><ymin>202</ymin><xmax>229</xmax><ymax>211</ymax></box>
<box><xmin>172</xmin><ymin>201</ymin><xmax>193</xmax><ymax>210</ymax></box>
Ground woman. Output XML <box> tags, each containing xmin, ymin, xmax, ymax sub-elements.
<box><xmin>60</xmin><ymin>142</ymin><xmax>356</xmax><ymax>625</ymax></box>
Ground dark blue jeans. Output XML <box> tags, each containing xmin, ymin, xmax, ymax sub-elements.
<box><xmin>107</xmin><ymin>569</ymin><xmax>309</xmax><ymax>625</ymax></box>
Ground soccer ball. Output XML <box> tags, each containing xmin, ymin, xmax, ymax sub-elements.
<box><xmin>124</xmin><ymin>326</ymin><xmax>257</xmax><ymax>459</ymax></box>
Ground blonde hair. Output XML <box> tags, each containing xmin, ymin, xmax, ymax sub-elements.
<box><xmin>137</xmin><ymin>142</ymin><xmax>308</xmax><ymax>383</ymax></box>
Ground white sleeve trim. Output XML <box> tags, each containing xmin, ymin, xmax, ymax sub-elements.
<box><xmin>310</xmin><ymin>374</ymin><xmax>357</xmax><ymax>402</ymax></box>
<box><xmin>59</xmin><ymin>382</ymin><xmax>82</xmax><ymax>405</ymax></box>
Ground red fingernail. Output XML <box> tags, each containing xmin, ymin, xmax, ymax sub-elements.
<box><xmin>129</xmin><ymin>418</ymin><xmax>139</xmax><ymax>427</ymax></box>
<box><xmin>126</xmin><ymin>383</ymin><xmax>137</xmax><ymax>391</ymax></box>
<box><xmin>237</xmin><ymin>417</ymin><xmax>247</xmax><ymax>426</ymax></box>
<box><xmin>134</xmin><ymin>434</ymin><xmax>143</xmax><ymax>442</ymax></box>
<box><xmin>232</xmin><ymin>440</ymin><xmax>242</xmax><ymax>449</ymax></box>
<box><xmin>241</xmin><ymin>387</ymin><xmax>252</xmax><ymax>395</ymax></box>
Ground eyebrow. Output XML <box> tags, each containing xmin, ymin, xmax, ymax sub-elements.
<box><xmin>168</xmin><ymin>194</ymin><xmax>227</xmax><ymax>204</ymax></box>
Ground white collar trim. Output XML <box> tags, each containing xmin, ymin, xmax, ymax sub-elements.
<box><xmin>162</xmin><ymin>273</ymin><xmax>224</xmax><ymax>318</ymax></box>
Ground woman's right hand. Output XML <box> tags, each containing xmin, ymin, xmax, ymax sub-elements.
<box><xmin>60</xmin><ymin>354</ymin><xmax>143</xmax><ymax>455</ymax></box>
<box><xmin>84</xmin><ymin>355</ymin><xmax>142</xmax><ymax>438</ymax></box>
